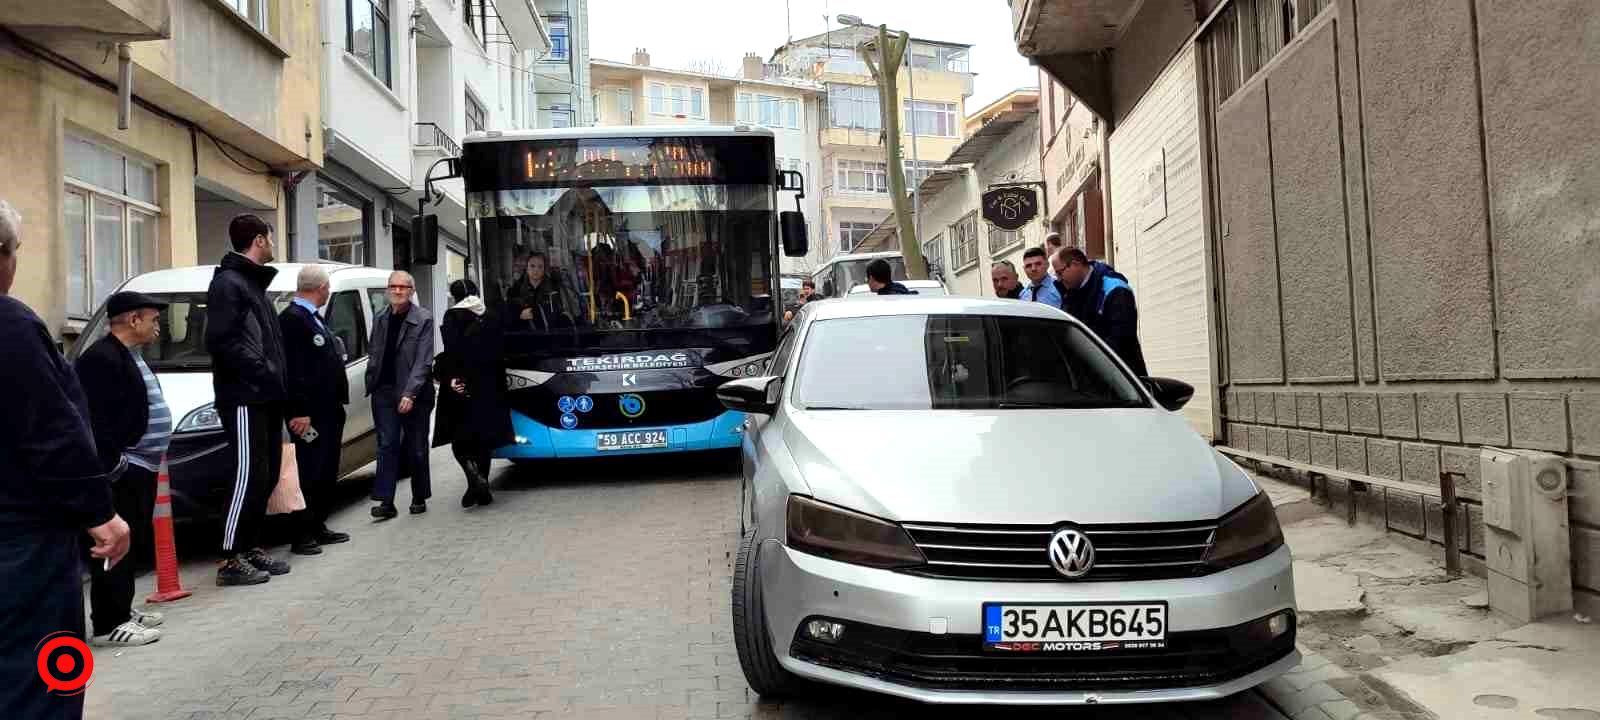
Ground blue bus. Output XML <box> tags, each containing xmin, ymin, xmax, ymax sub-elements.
<box><xmin>436</xmin><ymin>125</ymin><xmax>807</xmax><ymax>459</ymax></box>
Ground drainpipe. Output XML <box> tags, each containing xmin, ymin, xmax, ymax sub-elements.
<box><xmin>116</xmin><ymin>43</ymin><xmax>132</xmax><ymax>130</ymax></box>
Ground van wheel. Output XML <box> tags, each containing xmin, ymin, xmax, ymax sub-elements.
<box><xmin>731</xmin><ymin>530</ymin><xmax>798</xmax><ymax>698</ymax></box>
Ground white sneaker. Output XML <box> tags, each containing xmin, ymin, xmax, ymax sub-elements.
<box><xmin>91</xmin><ymin>621</ymin><xmax>162</xmax><ymax>647</ymax></box>
<box><xmin>129</xmin><ymin>608</ymin><xmax>164</xmax><ymax>627</ymax></box>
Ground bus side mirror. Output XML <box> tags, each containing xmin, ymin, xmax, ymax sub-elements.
<box><xmin>411</xmin><ymin>214</ymin><xmax>439</xmax><ymax>265</ymax></box>
<box><xmin>781</xmin><ymin>211</ymin><xmax>808</xmax><ymax>258</ymax></box>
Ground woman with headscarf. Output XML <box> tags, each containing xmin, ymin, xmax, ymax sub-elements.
<box><xmin>434</xmin><ymin>279</ymin><xmax>514</xmax><ymax>508</ymax></box>
<box><xmin>506</xmin><ymin>251</ymin><xmax>578</xmax><ymax>330</ymax></box>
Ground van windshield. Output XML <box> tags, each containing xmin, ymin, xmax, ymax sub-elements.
<box><xmin>75</xmin><ymin>292</ymin><xmax>293</xmax><ymax>371</ymax></box>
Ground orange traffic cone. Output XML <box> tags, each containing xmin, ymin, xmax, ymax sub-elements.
<box><xmin>146</xmin><ymin>457</ymin><xmax>191</xmax><ymax>603</ymax></box>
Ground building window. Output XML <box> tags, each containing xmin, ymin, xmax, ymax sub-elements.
<box><xmin>463</xmin><ymin>0</ymin><xmax>490</xmax><ymax>47</ymax></box>
<box><xmin>668</xmin><ymin>85</ymin><xmax>687</xmax><ymax>115</ymax></box>
<box><xmin>617</xmin><ymin>88</ymin><xmax>633</xmax><ymax>122</ymax></box>
<box><xmin>466</xmin><ymin>92</ymin><xmax>487</xmax><ymax>134</ymax></box>
<box><xmin>316</xmin><ymin>181</ymin><xmax>368</xmax><ymax>265</ymax></box>
<box><xmin>62</xmin><ymin>136</ymin><xmax>161</xmax><ymax>318</ymax></box>
<box><xmin>690</xmin><ymin>87</ymin><xmax>704</xmax><ymax>118</ymax></box>
<box><xmin>923</xmin><ymin>232</ymin><xmax>945</xmax><ymax>275</ymax></box>
<box><xmin>785</xmin><ymin>99</ymin><xmax>800</xmax><ymax>129</ymax></box>
<box><xmin>546</xmin><ymin>15</ymin><xmax>569</xmax><ymax>61</ymax></box>
<box><xmin>904</xmin><ymin>100</ymin><xmax>958</xmax><ymax>137</ymax></box>
<box><xmin>347</xmin><ymin>0</ymin><xmax>391</xmax><ymax>87</ymax></box>
<box><xmin>907</xmin><ymin>44</ymin><xmax>970</xmax><ymax>73</ymax></box>
<box><xmin>951</xmin><ymin>212</ymin><xmax>978</xmax><ymax>269</ymax></box>
<box><xmin>836</xmin><ymin>158</ymin><xmax>888</xmax><ymax>194</ymax></box>
<box><xmin>1202</xmin><ymin>0</ymin><xmax>1333</xmax><ymax>105</ymax></box>
<box><xmin>824</xmin><ymin>47</ymin><xmax>868</xmax><ymax>75</ymax></box>
<box><xmin>220</xmin><ymin>0</ymin><xmax>267</xmax><ymax>32</ymax></box>
<box><xmin>827</xmin><ymin>84</ymin><xmax>881</xmax><ymax>130</ymax></box>
<box><xmin>838</xmin><ymin>221</ymin><xmax>877</xmax><ymax>253</ymax></box>
<box><xmin>903</xmin><ymin>159</ymin><xmax>941</xmax><ymax>189</ymax></box>
<box><xmin>739</xmin><ymin>93</ymin><xmax>799</xmax><ymax>128</ymax></box>
<box><xmin>549</xmin><ymin>102</ymin><xmax>572</xmax><ymax>128</ymax></box>
<box><xmin>989</xmin><ymin>224</ymin><xmax>1022</xmax><ymax>256</ymax></box>
<box><xmin>648</xmin><ymin>83</ymin><xmax>666</xmax><ymax>114</ymax></box>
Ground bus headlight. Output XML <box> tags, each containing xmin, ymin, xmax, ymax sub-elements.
<box><xmin>175</xmin><ymin>404</ymin><xmax>223</xmax><ymax>433</ymax></box>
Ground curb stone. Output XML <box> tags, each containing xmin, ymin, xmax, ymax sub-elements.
<box><xmin>1260</xmin><ymin>646</ymin><xmax>1435</xmax><ymax>720</ymax></box>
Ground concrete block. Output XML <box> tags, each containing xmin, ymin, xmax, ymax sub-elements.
<box><xmin>1570</xmin><ymin>392</ymin><xmax>1600</xmax><ymax>456</ymax></box>
<box><xmin>1293</xmin><ymin>562</ymin><xmax>1365</xmax><ymax>617</ymax></box>
<box><xmin>1426</xmin><ymin>498</ymin><xmax>1445</xmax><ymax>543</ymax></box>
<box><xmin>1417</xmin><ymin>392</ymin><xmax>1461</xmax><ymax>443</ymax></box>
<box><xmin>1337</xmin><ymin>435</ymin><xmax>1367</xmax><ymax>473</ymax></box>
<box><xmin>1311</xmin><ymin>433</ymin><xmax>1338</xmax><ymax>468</ymax></box>
<box><xmin>1385</xmin><ymin>489</ymin><xmax>1425</xmax><ymax>537</ymax></box>
<box><xmin>1348</xmin><ymin>392</ymin><xmax>1381</xmax><ymax>435</ymax></box>
<box><xmin>1269</xmin><ymin>427</ymin><xmax>1290</xmax><ymax>458</ymax></box>
<box><xmin>1380</xmin><ymin>393</ymin><xmax>1418</xmax><ymax>438</ymax></box>
<box><xmin>1568</xmin><ymin>460</ymin><xmax>1600</xmax><ymax>529</ymax></box>
<box><xmin>1321</xmin><ymin>393</ymin><xmax>1349</xmax><ymax>432</ymax></box>
<box><xmin>1235</xmin><ymin>390</ymin><xmax>1256</xmax><ymax>422</ymax></box>
<box><xmin>1573</xmin><ymin>526</ymin><xmax>1600</xmax><ymax>592</ymax></box>
<box><xmin>1289</xmin><ymin>430</ymin><xmax>1312</xmax><ymax>463</ymax></box>
<box><xmin>1468</xmin><ymin>503</ymin><xmax>1485</xmax><ymax>556</ymax></box>
<box><xmin>1278</xmin><ymin>392</ymin><xmax>1299</xmax><ymax>427</ymax></box>
<box><xmin>1254</xmin><ymin>390</ymin><xmax>1274</xmax><ymax>424</ymax></box>
<box><xmin>1441</xmin><ymin>446</ymin><xmax>1482</xmax><ymax>500</ymax></box>
<box><xmin>1250</xmin><ymin>425</ymin><xmax>1270</xmax><ymax>454</ymax></box>
<box><xmin>1400</xmin><ymin>442</ymin><xmax>1441</xmax><ymax>490</ymax></box>
<box><xmin>1460</xmin><ymin>392</ymin><xmax>1510</xmax><ymax>446</ymax></box>
<box><xmin>1224</xmin><ymin>389</ymin><xmax>1237</xmax><ymax>420</ymax></box>
<box><xmin>1218</xmin><ymin>82</ymin><xmax>1286</xmax><ymax>384</ymax></box>
<box><xmin>1299</xmin><ymin>393</ymin><xmax>1322</xmax><ymax>429</ymax></box>
<box><xmin>1229</xmin><ymin>423</ymin><xmax>1248</xmax><ymax>447</ymax></box>
<box><xmin>1509</xmin><ymin>392</ymin><xmax>1570</xmax><ymax>452</ymax></box>
<box><xmin>1367</xmin><ymin>439</ymin><xmax>1401</xmax><ymax>480</ymax></box>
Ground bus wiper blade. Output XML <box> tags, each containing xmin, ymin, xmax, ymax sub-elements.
<box><xmin>803</xmin><ymin>405</ymin><xmax>869</xmax><ymax>411</ymax></box>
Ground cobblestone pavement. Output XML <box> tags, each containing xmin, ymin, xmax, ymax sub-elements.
<box><xmin>84</xmin><ymin>449</ymin><xmax>1287</xmax><ymax>720</ymax></box>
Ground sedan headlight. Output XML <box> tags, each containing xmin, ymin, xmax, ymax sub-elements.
<box><xmin>175</xmin><ymin>403</ymin><xmax>223</xmax><ymax>433</ymax></box>
<box><xmin>786</xmin><ymin>495</ymin><xmax>925</xmax><ymax>569</ymax></box>
<box><xmin>1203</xmin><ymin>491</ymin><xmax>1284</xmax><ymax>570</ymax></box>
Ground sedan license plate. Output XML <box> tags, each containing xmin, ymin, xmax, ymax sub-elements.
<box><xmin>595</xmin><ymin>430</ymin><xmax>668</xmax><ymax>451</ymax></box>
<box><xmin>983</xmin><ymin>602</ymin><xmax>1168</xmax><ymax>652</ymax></box>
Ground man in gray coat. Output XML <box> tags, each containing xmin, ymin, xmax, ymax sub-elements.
<box><xmin>365</xmin><ymin>271</ymin><xmax>435</xmax><ymax>520</ymax></box>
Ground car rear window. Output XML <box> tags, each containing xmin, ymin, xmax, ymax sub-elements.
<box><xmin>793</xmin><ymin>314</ymin><xmax>1147</xmax><ymax>411</ymax></box>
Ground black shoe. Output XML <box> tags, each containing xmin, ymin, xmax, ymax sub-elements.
<box><xmin>475</xmin><ymin>487</ymin><xmax>495</xmax><ymax>506</ymax></box>
<box><xmin>290</xmin><ymin>538</ymin><xmax>322</xmax><ymax>556</ymax></box>
<box><xmin>461</xmin><ymin>489</ymin><xmax>478</xmax><ymax>508</ymax></box>
<box><xmin>371</xmin><ymin>503</ymin><xmax>398</xmax><ymax>521</ymax></box>
<box><xmin>409</xmin><ymin>501</ymin><xmax>428</xmax><ymax>515</ymax></box>
<box><xmin>243</xmin><ymin>548</ymin><xmax>291</xmax><ymax>576</ymax></box>
<box><xmin>216</xmin><ymin>557</ymin><xmax>271</xmax><ymax>586</ymax></box>
<box><xmin>315</xmin><ymin>528</ymin><xmax>351</xmax><ymax>545</ymax></box>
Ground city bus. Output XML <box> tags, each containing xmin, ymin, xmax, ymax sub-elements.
<box><xmin>809</xmin><ymin>250</ymin><xmax>907</xmax><ymax>299</ymax></box>
<box><xmin>424</xmin><ymin>125</ymin><xmax>807</xmax><ymax>458</ymax></box>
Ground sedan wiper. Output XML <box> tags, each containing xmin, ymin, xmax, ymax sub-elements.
<box><xmin>998</xmin><ymin>400</ymin><xmax>1132</xmax><ymax>409</ymax></box>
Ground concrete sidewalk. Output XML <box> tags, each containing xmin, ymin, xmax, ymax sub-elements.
<box><xmin>1256</xmin><ymin>471</ymin><xmax>1600</xmax><ymax>720</ymax></box>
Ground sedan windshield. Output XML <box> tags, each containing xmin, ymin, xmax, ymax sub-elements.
<box><xmin>794</xmin><ymin>314</ymin><xmax>1147</xmax><ymax>410</ymax></box>
<box><xmin>74</xmin><ymin>291</ymin><xmax>293</xmax><ymax>371</ymax></box>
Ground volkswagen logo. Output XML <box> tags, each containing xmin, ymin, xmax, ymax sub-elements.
<box><xmin>1047</xmin><ymin>528</ymin><xmax>1095</xmax><ymax>579</ymax></box>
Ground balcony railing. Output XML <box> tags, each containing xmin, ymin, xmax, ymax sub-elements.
<box><xmin>414</xmin><ymin>123</ymin><xmax>461</xmax><ymax>156</ymax></box>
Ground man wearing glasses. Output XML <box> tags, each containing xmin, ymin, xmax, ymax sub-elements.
<box><xmin>364</xmin><ymin>271</ymin><xmax>436</xmax><ymax>520</ymax></box>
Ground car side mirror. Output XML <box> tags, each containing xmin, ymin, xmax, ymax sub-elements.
<box><xmin>1142</xmin><ymin>376</ymin><xmax>1195</xmax><ymax>411</ymax></box>
<box><xmin>780</xmin><ymin>211</ymin><xmax>808</xmax><ymax>258</ymax></box>
<box><xmin>717</xmin><ymin>376</ymin><xmax>781</xmax><ymax>415</ymax></box>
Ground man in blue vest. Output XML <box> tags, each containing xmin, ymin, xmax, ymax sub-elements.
<box><xmin>1053</xmin><ymin>247</ymin><xmax>1149</xmax><ymax>376</ymax></box>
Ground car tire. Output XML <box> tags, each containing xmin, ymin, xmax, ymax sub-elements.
<box><xmin>731</xmin><ymin>530</ymin><xmax>797</xmax><ymax>698</ymax></box>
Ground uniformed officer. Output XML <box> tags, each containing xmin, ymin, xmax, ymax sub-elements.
<box><xmin>278</xmin><ymin>265</ymin><xmax>351</xmax><ymax>554</ymax></box>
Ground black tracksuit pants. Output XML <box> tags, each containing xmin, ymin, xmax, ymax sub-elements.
<box><xmin>218</xmin><ymin>403</ymin><xmax>282</xmax><ymax>556</ymax></box>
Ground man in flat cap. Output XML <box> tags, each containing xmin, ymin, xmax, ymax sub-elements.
<box><xmin>74</xmin><ymin>291</ymin><xmax>173</xmax><ymax>647</ymax></box>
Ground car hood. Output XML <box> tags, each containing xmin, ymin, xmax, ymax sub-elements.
<box><xmin>782</xmin><ymin>409</ymin><xmax>1258</xmax><ymax>525</ymax></box>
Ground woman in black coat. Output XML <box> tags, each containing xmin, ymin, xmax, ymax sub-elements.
<box><xmin>433</xmin><ymin>279</ymin><xmax>515</xmax><ymax>508</ymax></box>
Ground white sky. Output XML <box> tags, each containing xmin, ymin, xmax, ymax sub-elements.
<box><xmin>586</xmin><ymin>0</ymin><xmax>1040</xmax><ymax>112</ymax></box>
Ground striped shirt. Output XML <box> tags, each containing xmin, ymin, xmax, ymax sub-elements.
<box><xmin>125</xmin><ymin>353</ymin><xmax>172</xmax><ymax>472</ymax></box>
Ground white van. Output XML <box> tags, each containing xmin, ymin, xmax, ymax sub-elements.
<box><xmin>69</xmin><ymin>263</ymin><xmax>396</xmax><ymax>521</ymax></box>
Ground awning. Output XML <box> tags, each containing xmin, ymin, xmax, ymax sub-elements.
<box><xmin>945</xmin><ymin>109</ymin><xmax>1034</xmax><ymax>165</ymax></box>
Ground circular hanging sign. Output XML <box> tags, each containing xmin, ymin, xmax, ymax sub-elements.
<box><xmin>982</xmin><ymin>186</ymin><xmax>1040</xmax><ymax>231</ymax></box>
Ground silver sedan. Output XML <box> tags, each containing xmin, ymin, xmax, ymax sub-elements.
<box><xmin>717</xmin><ymin>296</ymin><xmax>1297</xmax><ymax>706</ymax></box>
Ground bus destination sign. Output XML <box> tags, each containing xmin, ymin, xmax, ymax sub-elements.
<box><xmin>524</xmin><ymin>141</ymin><xmax>722</xmax><ymax>184</ymax></box>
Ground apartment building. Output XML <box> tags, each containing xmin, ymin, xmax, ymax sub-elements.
<box><xmin>769</xmin><ymin>25</ymin><xmax>974</xmax><ymax>262</ymax></box>
<box><xmin>0</xmin><ymin>0</ymin><xmax>322</xmax><ymax>343</ymax></box>
<box><xmin>301</xmin><ymin>0</ymin><xmax>553</xmax><ymax>317</ymax></box>
<box><xmin>533</xmin><ymin>0</ymin><xmax>592</xmax><ymax>128</ymax></box>
<box><xmin>588</xmin><ymin>50</ymin><xmax>825</xmax><ymax>274</ymax></box>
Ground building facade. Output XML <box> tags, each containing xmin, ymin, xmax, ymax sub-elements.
<box><xmin>302</xmin><ymin>0</ymin><xmax>553</xmax><ymax>319</ymax></box>
<box><xmin>1014</xmin><ymin>0</ymin><xmax>1600</xmax><ymax>611</ymax></box>
<box><xmin>770</xmin><ymin>26</ymin><xmax>974</xmax><ymax>264</ymax></box>
<box><xmin>0</xmin><ymin>0</ymin><xmax>322</xmax><ymax>344</ymax></box>
<box><xmin>589</xmin><ymin>51</ymin><xmax>825</xmax><ymax>275</ymax></box>
<box><xmin>1037</xmin><ymin>70</ymin><xmax>1104</xmax><ymax>259</ymax></box>
<box><xmin>533</xmin><ymin>0</ymin><xmax>592</xmax><ymax>128</ymax></box>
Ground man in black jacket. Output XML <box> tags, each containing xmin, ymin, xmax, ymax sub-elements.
<box><xmin>75</xmin><ymin>291</ymin><xmax>173</xmax><ymax>647</ymax></box>
<box><xmin>205</xmin><ymin>214</ymin><xmax>291</xmax><ymax>586</ymax></box>
<box><xmin>279</xmin><ymin>265</ymin><xmax>351</xmax><ymax>555</ymax></box>
<box><xmin>1052</xmin><ymin>248</ymin><xmax>1149</xmax><ymax>377</ymax></box>
<box><xmin>365</xmin><ymin>271</ymin><xmax>436</xmax><ymax>519</ymax></box>
<box><xmin>865</xmin><ymin>258</ymin><xmax>916</xmax><ymax>295</ymax></box>
<box><xmin>0</xmin><ymin>199</ymin><xmax>129</xmax><ymax>720</ymax></box>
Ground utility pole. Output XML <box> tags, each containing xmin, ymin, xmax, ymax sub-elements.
<box><xmin>858</xmin><ymin>24</ymin><xmax>928</xmax><ymax>280</ymax></box>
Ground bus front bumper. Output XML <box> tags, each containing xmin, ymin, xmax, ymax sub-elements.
<box><xmin>495</xmin><ymin>409</ymin><xmax>747</xmax><ymax>459</ymax></box>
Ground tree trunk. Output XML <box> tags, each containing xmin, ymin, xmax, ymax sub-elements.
<box><xmin>859</xmin><ymin>25</ymin><xmax>928</xmax><ymax>280</ymax></box>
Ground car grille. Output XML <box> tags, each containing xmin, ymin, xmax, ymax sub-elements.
<box><xmin>899</xmin><ymin>520</ymin><xmax>1217</xmax><ymax>582</ymax></box>
<box><xmin>790</xmin><ymin>616</ymin><xmax>1295</xmax><ymax>692</ymax></box>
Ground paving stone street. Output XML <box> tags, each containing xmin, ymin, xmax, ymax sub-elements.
<box><xmin>84</xmin><ymin>449</ymin><xmax>1288</xmax><ymax>720</ymax></box>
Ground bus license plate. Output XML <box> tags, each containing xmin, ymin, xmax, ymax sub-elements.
<box><xmin>983</xmin><ymin>602</ymin><xmax>1167</xmax><ymax>652</ymax></box>
<box><xmin>595</xmin><ymin>430</ymin><xmax>668</xmax><ymax>451</ymax></box>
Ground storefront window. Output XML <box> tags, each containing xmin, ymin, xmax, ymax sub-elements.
<box><xmin>316</xmin><ymin>180</ymin><xmax>368</xmax><ymax>265</ymax></box>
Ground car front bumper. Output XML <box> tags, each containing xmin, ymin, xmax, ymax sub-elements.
<box><xmin>758</xmin><ymin>541</ymin><xmax>1298</xmax><ymax>705</ymax></box>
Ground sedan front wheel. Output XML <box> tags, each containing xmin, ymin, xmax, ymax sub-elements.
<box><xmin>731</xmin><ymin>530</ymin><xmax>798</xmax><ymax>698</ymax></box>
